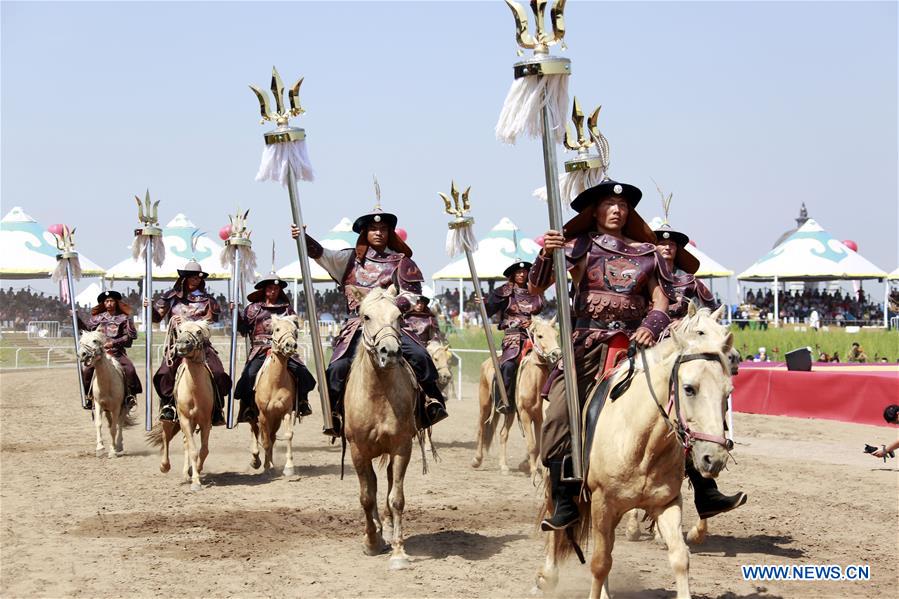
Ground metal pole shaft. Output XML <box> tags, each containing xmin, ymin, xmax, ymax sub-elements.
<box><xmin>144</xmin><ymin>239</ymin><xmax>154</xmax><ymax>430</ymax></box>
<box><xmin>463</xmin><ymin>250</ymin><xmax>510</xmax><ymax>411</ymax></box>
<box><xmin>226</xmin><ymin>250</ymin><xmax>240</xmax><ymax>428</ymax></box>
<box><xmin>65</xmin><ymin>260</ymin><xmax>87</xmax><ymax>409</ymax></box>
<box><xmin>286</xmin><ymin>164</ymin><xmax>334</xmax><ymax>433</ymax></box>
<box><xmin>541</xmin><ymin>101</ymin><xmax>583</xmax><ymax>480</ymax></box>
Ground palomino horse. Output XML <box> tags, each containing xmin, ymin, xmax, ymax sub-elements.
<box><xmin>427</xmin><ymin>340</ymin><xmax>454</xmax><ymax>401</ymax></box>
<box><xmin>345</xmin><ymin>286</ymin><xmax>420</xmax><ymax>570</ymax></box>
<box><xmin>147</xmin><ymin>320</ymin><xmax>215</xmax><ymax>491</ymax></box>
<box><xmin>79</xmin><ymin>331</ymin><xmax>136</xmax><ymax>457</ymax></box>
<box><xmin>472</xmin><ymin>316</ymin><xmax>561</xmax><ymax>476</ymax></box>
<box><xmin>537</xmin><ymin>306</ymin><xmax>734</xmax><ymax>599</ymax></box>
<box><xmin>249</xmin><ymin>314</ymin><xmax>300</xmax><ymax>476</ymax></box>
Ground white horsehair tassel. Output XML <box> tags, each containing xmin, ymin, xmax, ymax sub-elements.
<box><xmin>533</xmin><ymin>167</ymin><xmax>607</xmax><ymax>205</ymax></box>
<box><xmin>255</xmin><ymin>139</ymin><xmax>315</xmax><ymax>185</ymax></box>
<box><xmin>445</xmin><ymin>224</ymin><xmax>478</xmax><ymax>258</ymax></box>
<box><xmin>495</xmin><ymin>74</ymin><xmax>569</xmax><ymax>145</ymax></box>
<box><xmin>220</xmin><ymin>243</ymin><xmax>258</xmax><ymax>285</ymax></box>
<box><xmin>131</xmin><ymin>235</ymin><xmax>165</xmax><ymax>267</ymax></box>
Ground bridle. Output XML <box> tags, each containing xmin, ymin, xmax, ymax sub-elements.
<box><xmin>525</xmin><ymin>324</ymin><xmax>559</xmax><ymax>367</ymax></box>
<box><xmin>79</xmin><ymin>338</ymin><xmax>103</xmax><ymax>366</ymax></box>
<box><xmin>271</xmin><ymin>323</ymin><xmax>298</xmax><ymax>356</ymax></box>
<box><xmin>638</xmin><ymin>347</ymin><xmax>733</xmax><ymax>453</ymax></box>
<box><xmin>359</xmin><ymin>295</ymin><xmax>403</xmax><ymax>358</ymax></box>
<box><xmin>164</xmin><ymin>321</ymin><xmax>207</xmax><ymax>366</ymax></box>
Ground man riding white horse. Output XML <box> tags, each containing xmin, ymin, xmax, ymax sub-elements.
<box><xmin>233</xmin><ymin>274</ymin><xmax>316</xmax><ymax>423</ymax></box>
<box><xmin>77</xmin><ymin>290</ymin><xmax>141</xmax><ymax>411</ymax></box>
<box><xmin>531</xmin><ymin>180</ymin><xmax>676</xmax><ymax>531</ymax></box>
<box><xmin>149</xmin><ymin>260</ymin><xmax>231</xmax><ymax>425</ymax></box>
<box><xmin>484</xmin><ymin>260</ymin><xmax>545</xmax><ymax>414</ymax></box>
<box><xmin>655</xmin><ymin>221</ymin><xmax>747</xmax><ymax>519</ymax></box>
<box><xmin>291</xmin><ymin>203</ymin><xmax>448</xmax><ymax>437</ymax></box>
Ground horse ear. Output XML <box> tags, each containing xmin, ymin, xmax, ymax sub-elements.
<box><xmin>710</xmin><ymin>305</ymin><xmax>725</xmax><ymax>322</ymax></box>
<box><xmin>197</xmin><ymin>321</ymin><xmax>210</xmax><ymax>337</ymax></box>
<box><xmin>549</xmin><ymin>314</ymin><xmax>558</xmax><ymax>326</ymax></box>
<box><xmin>687</xmin><ymin>300</ymin><xmax>697</xmax><ymax>318</ymax></box>
<box><xmin>386</xmin><ymin>284</ymin><xmax>398</xmax><ymax>298</ymax></box>
<box><xmin>670</xmin><ymin>327</ymin><xmax>685</xmax><ymax>350</ymax></box>
<box><xmin>722</xmin><ymin>331</ymin><xmax>734</xmax><ymax>355</ymax></box>
<box><xmin>288</xmin><ymin>314</ymin><xmax>300</xmax><ymax>327</ymax></box>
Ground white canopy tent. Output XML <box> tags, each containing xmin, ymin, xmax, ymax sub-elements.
<box><xmin>74</xmin><ymin>282</ymin><xmax>103</xmax><ymax>308</ymax></box>
<box><xmin>432</xmin><ymin>217</ymin><xmax>540</xmax><ymax>326</ymax></box>
<box><xmin>104</xmin><ymin>213</ymin><xmax>230</xmax><ymax>281</ymax></box>
<box><xmin>737</xmin><ymin>219</ymin><xmax>888</xmax><ymax>326</ymax></box>
<box><xmin>0</xmin><ymin>206</ymin><xmax>106</xmax><ymax>279</ymax></box>
<box><xmin>888</xmin><ymin>267</ymin><xmax>899</xmax><ymax>281</ymax></box>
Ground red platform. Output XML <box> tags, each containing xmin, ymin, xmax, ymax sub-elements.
<box><xmin>732</xmin><ymin>363</ymin><xmax>899</xmax><ymax>427</ymax></box>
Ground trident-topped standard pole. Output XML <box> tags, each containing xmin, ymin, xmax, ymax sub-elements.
<box><xmin>439</xmin><ymin>183</ymin><xmax>511</xmax><ymax>414</ymax></box>
<box><xmin>250</xmin><ymin>67</ymin><xmax>334</xmax><ymax>435</ymax></box>
<box><xmin>51</xmin><ymin>226</ymin><xmax>87</xmax><ymax>410</ymax></box>
<box><xmin>500</xmin><ymin>0</ymin><xmax>583</xmax><ymax>481</ymax></box>
<box><xmin>222</xmin><ymin>209</ymin><xmax>254</xmax><ymax>429</ymax></box>
<box><xmin>134</xmin><ymin>191</ymin><xmax>162</xmax><ymax>430</ymax></box>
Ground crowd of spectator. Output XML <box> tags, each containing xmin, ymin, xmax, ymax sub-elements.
<box><xmin>737</xmin><ymin>287</ymin><xmax>895</xmax><ymax>327</ymax></box>
<box><xmin>0</xmin><ymin>288</ymin><xmax>72</xmax><ymax>329</ymax></box>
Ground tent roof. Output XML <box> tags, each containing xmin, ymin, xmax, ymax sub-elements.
<box><xmin>737</xmin><ymin>219</ymin><xmax>887</xmax><ymax>282</ymax></box>
<box><xmin>277</xmin><ymin>217</ymin><xmax>355</xmax><ymax>282</ymax></box>
<box><xmin>888</xmin><ymin>267</ymin><xmax>899</xmax><ymax>281</ymax></box>
<box><xmin>75</xmin><ymin>282</ymin><xmax>103</xmax><ymax>307</ymax></box>
<box><xmin>432</xmin><ymin>217</ymin><xmax>541</xmax><ymax>281</ymax></box>
<box><xmin>0</xmin><ymin>206</ymin><xmax>106</xmax><ymax>279</ymax></box>
<box><xmin>647</xmin><ymin>216</ymin><xmax>733</xmax><ymax>278</ymax></box>
<box><xmin>104</xmin><ymin>213</ymin><xmax>230</xmax><ymax>281</ymax></box>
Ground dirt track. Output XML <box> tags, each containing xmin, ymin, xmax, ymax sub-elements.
<box><xmin>1</xmin><ymin>368</ymin><xmax>897</xmax><ymax>598</ymax></box>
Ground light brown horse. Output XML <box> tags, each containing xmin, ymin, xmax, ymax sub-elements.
<box><xmin>427</xmin><ymin>340</ymin><xmax>454</xmax><ymax>400</ymax></box>
<box><xmin>79</xmin><ymin>331</ymin><xmax>136</xmax><ymax>458</ymax></box>
<box><xmin>249</xmin><ymin>314</ymin><xmax>300</xmax><ymax>476</ymax></box>
<box><xmin>472</xmin><ymin>316</ymin><xmax>560</xmax><ymax>476</ymax></box>
<box><xmin>147</xmin><ymin>320</ymin><xmax>215</xmax><ymax>491</ymax></box>
<box><xmin>345</xmin><ymin>286</ymin><xmax>420</xmax><ymax>570</ymax></box>
<box><xmin>537</xmin><ymin>306</ymin><xmax>734</xmax><ymax>599</ymax></box>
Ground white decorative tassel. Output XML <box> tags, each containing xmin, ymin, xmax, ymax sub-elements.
<box><xmin>220</xmin><ymin>244</ymin><xmax>258</xmax><ymax>285</ymax></box>
<box><xmin>532</xmin><ymin>167</ymin><xmax>607</xmax><ymax>205</ymax></box>
<box><xmin>51</xmin><ymin>256</ymin><xmax>82</xmax><ymax>283</ymax></box>
<box><xmin>255</xmin><ymin>139</ymin><xmax>315</xmax><ymax>185</ymax></box>
<box><xmin>131</xmin><ymin>235</ymin><xmax>165</xmax><ymax>267</ymax></box>
<box><xmin>445</xmin><ymin>225</ymin><xmax>478</xmax><ymax>258</ymax></box>
<box><xmin>495</xmin><ymin>75</ymin><xmax>569</xmax><ymax>145</ymax></box>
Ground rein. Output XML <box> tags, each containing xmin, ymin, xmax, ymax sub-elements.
<box><xmin>164</xmin><ymin>319</ymin><xmax>207</xmax><ymax>366</ymax></box>
<box><xmin>638</xmin><ymin>347</ymin><xmax>733</xmax><ymax>452</ymax></box>
<box><xmin>524</xmin><ymin>325</ymin><xmax>556</xmax><ymax>367</ymax></box>
<box><xmin>359</xmin><ymin>294</ymin><xmax>403</xmax><ymax>357</ymax></box>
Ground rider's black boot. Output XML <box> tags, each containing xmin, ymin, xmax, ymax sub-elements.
<box><xmin>541</xmin><ymin>458</ymin><xmax>581</xmax><ymax>531</ymax></box>
<box><xmin>159</xmin><ymin>397</ymin><xmax>177</xmax><ymax>422</ymax></box>
<box><xmin>421</xmin><ymin>381</ymin><xmax>448</xmax><ymax>427</ymax></box>
<box><xmin>687</xmin><ymin>460</ymin><xmax>747</xmax><ymax>519</ymax></box>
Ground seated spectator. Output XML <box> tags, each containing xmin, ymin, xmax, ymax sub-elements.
<box><xmin>847</xmin><ymin>342</ymin><xmax>868</xmax><ymax>363</ymax></box>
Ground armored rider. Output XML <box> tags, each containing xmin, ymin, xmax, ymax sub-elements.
<box><xmin>403</xmin><ymin>295</ymin><xmax>446</xmax><ymax>346</ymax></box>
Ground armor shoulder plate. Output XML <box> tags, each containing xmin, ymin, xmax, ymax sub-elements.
<box><xmin>565</xmin><ymin>234</ymin><xmax>592</xmax><ymax>262</ymax></box>
<box><xmin>398</xmin><ymin>257</ymin><xmax>424</xmax><ymax>284</ymax></box>
<box><xmin>494</xmin><ymin>282</ymin><xmax>513</xmax><ymax>298</ymax></box>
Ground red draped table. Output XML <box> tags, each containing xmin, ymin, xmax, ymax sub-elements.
<box><xmin>732</xmin><ymin>363</ymin><xmax>899</xmax><ymax>427</ymax></box>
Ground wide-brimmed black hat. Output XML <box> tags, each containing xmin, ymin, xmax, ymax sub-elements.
<box><xmin>247</xmin><ymin>274</ymin><xmax>289</xmax><ymax>303</ymax></box>
<box><xmin>176</xmin><ymin>260</ymin><xmax>209</xmax><ymax>279</ymax></box>
<box><xmin>503</xmin><ymin>260</ymin><xmax>533</xmax><ymax>278</ymax></box>
<box><xmin>96</xmin><ymin>290</ymin><xmax>122</xmax><ymax>303</ymax></box>
<box><xmin>654</xmin><ymin>224</ymin><xmax>689</xmax><ymax>248</ymax></box>
<box><xmin>253</xmin><ymin>276</ymin><xmax>288</xmax><ymax>290</ymax></box>
<box><xmin>570</xmin><ymin>180</ymin><xmax>642</xmax><ymax>213</ymax></box>
<box><xmin>654</xmin><ymin>224</ymin><xmax>699</xmax><ymax>274</ymax></box>
<box><xmin>352</xmin><ymin>208</ymin><xmax>398</xmax><ymax>234</ymax></box>
<box><xmin>416</xmin><ymin>295</ymin><xmax>431</xmax><ymax>306</ymax></box>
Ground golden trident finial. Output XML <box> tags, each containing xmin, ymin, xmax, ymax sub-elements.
<box><xmin>227</xmin><ymin>209</ymin><xmax>253</xmax><ymax>247</ymax></box>
<box><xmin>135</xmin><ymin>190</ymin><xmax>160</xmax><ymax>227</ymax></box>
<box><xmin>562</xmin><ymin>97</ymin><xmax>610</xmax><ymax>173</ymax></box>
<box><xmin>505</xmin><ymin>0</ymin><xmax>567</xmax><ymax>55</ymax></box>
<box><xmin>439</xmin><ymin>182</ymin><xmax>474</xmax><ymax>229</ymax></box>
<box><xmin>52</xmin><ymin>225</ymin><xmax>77</xmax><ymax>254</ymax></box>
<box><xmin>249</xmin><ymin>66</ymin><xmax>305</xmax><ymax>127</ymax></box>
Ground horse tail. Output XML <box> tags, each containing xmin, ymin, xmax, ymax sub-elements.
<box><xmin>536</xmin><ymin>478</ymin><xmax>593</xmax><ymax>564</ymax></box>
<box><xmin>482</xmin><ymin>405</ymin><xmax>499</xmax><ymax>454</ymax></box>
<box><xmin>145</xmin><ymin>422</ymin><xmax>165</xmax><ymax>448</ymax></box>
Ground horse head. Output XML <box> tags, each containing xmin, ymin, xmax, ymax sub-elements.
<box><xmin>270</xmin><ymin>314</ymin><xmax>300</xmax><ymax>357</ymax></box>
<box><xmin>668</xmin><ymin>303</ymin><xmax>734</xmax><ymax>478</ymax></box>
<box><xmin>427</xmin><ymin>341</ymin><xmax>453</xmax><ymax>389</ymax></box>
<box><xmin>174</xmin><ymin>320</ymin><xmax>210</xmax><ymax>359</ymax></box>
<box><xmin>528</xmin><ymin>315</ymin><xmax>562</xmax><ymax>365</ymax></box>
<box><xmin>354</xmin><ymin>286</ymin><xmax>403</xmax><ymax>370</ymax></box>
<box><xmin>79</xmin><ymin>331</ymin><xmax>106</xmax><ymax>367</ymax></box>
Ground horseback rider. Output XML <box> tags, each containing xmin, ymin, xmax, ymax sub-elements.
<box><xmin>655</xmin><ymin>223</ymin><xmax>748</xmax><ymax>519</ymax></box>
<box><xmin>531</xmin><ymin>180</ymin><xmax>676</xmax><ymax>531</ymax></box>
<box><xmin>483</xmin><ymin>260</ymin><xmax>545</xmax><ymax>415</ymax></box>
<box><xmin>146</xmin><ymin>260</ymin><xmax>230</xmax><ymax>425</ymax></box>
<box><xmin>403</xmin><ymin>295</ymin><xmax>446</xmax><ymax>346</ymax></box>
<box><xmin>77</xmin><ymin>290</ymin><xmax>141</xmax><ymax>411</ymax></box>
<box><xmin>232</xmin><ymin>274</ymin><xmax>316</xmax><ymax>423</ymax></box>
<box><xmin>290</xmin><ymin>204</ymin><xmax>449</xmax><ymax>437</ymax></box>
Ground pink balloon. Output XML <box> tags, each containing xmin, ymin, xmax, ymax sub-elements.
<box><xmin>535</xmin><ymin>235</ymin><xmax>545</xmax><ymax>248</ymax></box>
<box><xmin>218</xmin><ymin>224</ymin><xmax>232</xmax><ymax>240</ymax></box>
<box><xmin>842</xmin><ymin>239</ymin><xmax>858</xmax><ymax>252</ymax></box>
<box><xmin>395</xmin><ymin>227</ymin><xmax>408</xmax><ymax>241</ymax></box>
<box><xmin>47</xmin><ymin>223</ymin><xmax>66</xmax><ymax>237</ymax></box>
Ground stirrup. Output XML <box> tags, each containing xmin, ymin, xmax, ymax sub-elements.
<box><xmin>159</xmin><ymin>405</ymin><xmax>177</xmax><ymax>422</ymax></box>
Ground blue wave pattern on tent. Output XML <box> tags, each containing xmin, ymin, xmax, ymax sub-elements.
<box><xmin>0</xmin><ymin>214</ymin><xmax>59</xmax><ymax>257</ymax></box>
<box><xmin>764</xmin><ymin>229</ymin><xmax>848</xmax><ymax>264</ymax></box>
<box><xmin>166</xmin><ymin>226</ymin><xmax>212</xmax><ymax>261</ymax></box>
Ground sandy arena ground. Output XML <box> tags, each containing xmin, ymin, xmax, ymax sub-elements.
<box><xmin>1</xmin><ymin>368</ymin><xmax>897</xmax><ymax>598</ymax></box>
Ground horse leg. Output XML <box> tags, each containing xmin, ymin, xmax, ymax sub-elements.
<box><xmin>625</xmin><ymin>509</ymin><xmax>642</xmax><ymax>541</ymax></box>
<box><xmin>159</xmin><ymin>422</ymin><xmax>175</xmax><ymax>473</ymax></box>
<box><xmin>387</xmin><ymin>444</ymin><xmax>412</xmax><ymax>571</ymax></box>
<box><xmin>180</xmin><ymin>428</ymin><xmax>191</xmax><ymax>483</ymax></box>
<box><xmin>249</xmin><ymin>419</ymin><xmax>261</xmax><ymax>470</ymax></box>
<box><xmin>518</xmin><ymin>403</ymin><xmax>537</xmax><ymax>477</ymax></box>
<box><xmin>181</xmin><ymin>417</ymin><xmax>203</xmax><ymax>491</ymax></box>
<box><xmin>471</xmin><ymin>370</ymin><xmax>490</xmax><ymax>469</ymax></box>
<box><xmin>350</xmin><ymin>445</ymin><xmax>386</xmax><ymax>556</ymax></box>
<box><xmin>382</xmin><ymin>456</ymin><xmax>394</xmax><ymax>544</ymax></box>
<box><xmin>588</xmin><ymin>501</ymin><xmax>620</xmax><ymax>599</ymax></box>
<box><xmin>535</xmin><ymin>529</ymin><xmax>565</xmax><ymax>593</ymax></box>
<box><xmin>498</xmin><ymin>411</ymin><xmax>513</xmax><ymax>474</ymax></box>
<box><xmin>259</xmin><ymin>413</ymin><xmax>274</xmax><ymax>471</ymax></box>
<box><xmin>197</xmin><ymin>423</ymin><xmax>210</xmax><ymax>474</ymax></box>
<box><xmin>655</xmin><ymin>499</ymin><xmax>691</xmax><ymax>599</ymax></box>
<box><xmin>686</xmin><ymin>518</ymin><xmax>709</xmax><ymax>545</ymax></box>
<box><xmin>281</xmin><ymin>411</ymin><xmax>296</xmax><ymax>476</ymax></box>
<box><xmin>94</xmin><ymin>402</ymin><xmax>105</xmax><ymax>457</ymax></box>
<box><xmin>114</xmin><ymin>409</ymin><xmax>125</xmax><ymax>455</ymax></box>
<box><xmin>105</xmin><ymin>408</ymin><xmax>118</xmax><ymax>458</ymax></box>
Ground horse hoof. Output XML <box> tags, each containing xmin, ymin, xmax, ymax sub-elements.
<box><xmin>160</xmin><ymin>463</ymin><xmax>170</xmax><ymax>473</ymax></box>
<box><xmin>529</xmin><ymin>585</ymin><xmax>545</xmax><ymax>597</ymax></box>
<box><xmin>96</xmin><ymin>449</ymin><xmax>106</xmax><ymax>458</ymax></box>
<box><xmin>388</xmin><ymin>557</ymin><xmax>411</xmax><ymax>571</ymax></box>
<box><xmin>363</xmin><ymin>543</ymin><xmax>388</xmax><ymax>557</ymax></box>
<box><xmin>250</xmin><ymin>457</ymin><xmax>261</xmax><ymax>470</ymax></box>
<box><xmin>190</xmin><ymin>482</ymin><xmax>203</xmax><ymax>492</ymax></box>
<box><xmin>687</xmin><ymin>525</ymin><xmax>708</xmax><ymax>545</ymax></box>
<box><xmin>470</xmin><ymin>457</ymin><xmax>482</xmax><ymax>469</ymax></box>
<box><xmin>500</xmin><ymin>465</ymin><xmax>510</xmax><ymax>475</ymax></box>
<box><xmin>282</xmin><ymin>466</ymin><xmax>295</xmax><ymax>477</ymax></box>
<box><xmin>108</xmin><ymin>452</ymin><xmax>119</xmax><ymax>459</ymax></box>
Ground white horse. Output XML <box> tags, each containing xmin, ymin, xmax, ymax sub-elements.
<box><xmin>79</xmin><ymin>331</ymin><xmax>136</xmax><ymax>457</ymax></box>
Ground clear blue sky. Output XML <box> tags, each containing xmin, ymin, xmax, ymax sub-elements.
<box><xmin>2</xmin><ymin>1</ymin><xmax>897</xmax><ymax>298</ymax></box>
